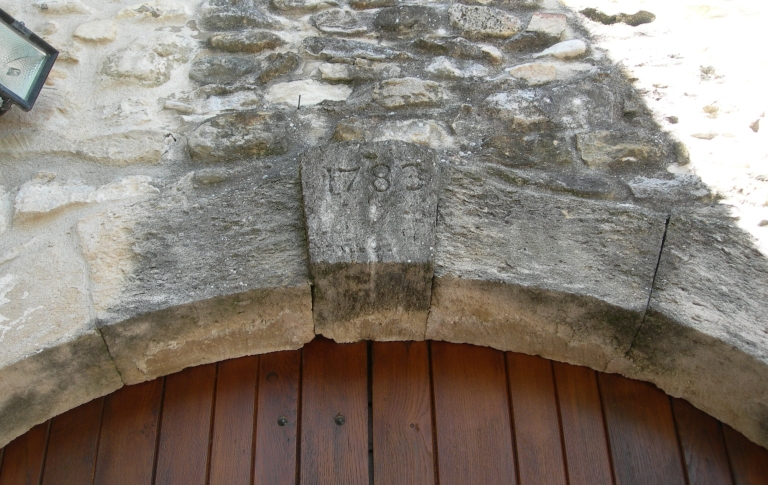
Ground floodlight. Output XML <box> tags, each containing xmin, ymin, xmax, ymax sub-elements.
<box><xmin>0</xmin><ymin>8</ymin><xmax>58</xmax><ymax>115</ymax></box>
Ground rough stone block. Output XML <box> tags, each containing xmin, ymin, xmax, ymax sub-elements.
<box><xmin>101</xmin><ymin>286</ymin><xmax>313</xmax><ymax>384</ymax></box>
<box><xmin>374</xmin><ymin>6</ymin><xmax>443</xmax><ymax>38</ymax></box>
<box><xmin>508</xmin><ymin>61</ymin><xmax>595</xmax><ymax>85</ymax></box>
<box><xmin>75</xmin><ymin>159</ymin><xmax>313</xmax><ymax>382</ymax></box>
<box><xmin>312</xmin><ymin>9</ymin><xmax>369</xmax><ymax>35</ymax></box>
<box><xmin>372</xmin><ymin>77</ymin><xmax>443</xmax><ymax>109</ymax></box>
<box><xmin>208</xmin><ymin>31</ymin><xmax>284</xmax><ymax>54</ymax></box>
<box><xmin>448</xmin><ymin>4</ymin><xmax>522</xmax><ymax>39</ymax></box>
<box><xmin>614</xmin><ymin>210</ymin><xmax>768</xmax><ymax>449</ymax></box>
<box><xmin>187</xmin><ymin>111</ymin><xmax>291</xmax><ymax>163</ymax></box>
<box><xmin>0</xmin><ymin>235</ymin><xmax>123</xmax><ymax>448</ymax></box>
<box><xmin>199</xmin><ymin>1</ymin><xmax>281</xmax><ymax>31</ymax></box>
<box><xmin>303</xmin><ymin>37</ymin><xmax>409</xmax><ymax>62</ymax></box>
<box><xmin>577</xmin><ymin>130</ymin><xmax>665</xmax><ymax>168</ymax></box>
<box><xmin>0</xmin><ymin>330</ymin><xmax>123</xmax><ymax>448</ymax></box>
<box><xmin>13</xmin><ymin>175</ymin><xmax>158</xmax><ymax>221</ymax></box>
<box><xmin>301</xmin><ymin>141</ymin><xmax>440</xmax><ymax>341</ymax></box>
<box><xmin>427</xmin><ymin>162</ymin><xmax>667</xmax><ymax>367</ymax></box>
<box><xmin>73</xmin><ymin>20</ymin><xmax>117</xmax><ymax>43</ymax></box>
<box><xmin>115</xmin><ymin>1</ymin><xmax>188</xmax><ymax>21</ymax></box>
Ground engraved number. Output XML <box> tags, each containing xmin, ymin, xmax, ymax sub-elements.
<box><xmin>401</xmin><ymin>164</ymin><xmax>425</xmax><ymax>191</ymax></box>
<box><xmin>371</xmin><ymin>164</ymin><xmax>391</xmax><ymax>192</ymax></box>
<box><xmin>327</xmin><ymin>167</ymin><xmax>360</xmax><ymax>194</ymax></box>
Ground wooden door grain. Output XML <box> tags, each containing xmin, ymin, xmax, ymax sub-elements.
<box><xmin>154</xmin><ymin>364</ymin><xmax>216</xmax><ymax>485</ymax></box>
<box><xmin>300</xmin><ymin>338</ymin><xmax>369</xmax><ymax>485</ymax></box>
<box><xmin>41</xmin><ymin>397</ymin><xmax>104</xmax><ymax>485</ymax></box>
<box><xmin>599</xmin><ymin>373</ymin><xmax>687</xmax><ymax>485</ymax></box>
<box><xmin>431</xmin><ymin>342</ymin><xmax>517</xmax><ymax>485</ymax></box>
<box><xmin>93</xmin><ymin>379</ymin><xmax>163</xmax><ymax>485</ymax></box>
<box><xmin>0</xmin><ymin>422</ymin><xmax>48</xmax><ymax>485</ymax></box>
<box><xmin>372</xmin><ymin>341</ymin><xmax>435</xmax><ymax>485</ymax></box>
<box><xmin>672</xmin><ymin>398</ymin><xmax>734</xmax><ymax>485</ymax></box>
<box><xmin>552</xmin><ymin>362</ymin><xmax>614</xmax><ymax>485</ymax></box>
<box><xmin>507</xmin><ymin>353</ymin><xmax>568</xmax><ymax>485</ymax></box>
<box><xmin>209</xmin><ymin>356</ymin><xmax>260</xmax><ymax>485</ymax></box>
<box><xmin>723</xmin><ymin>424</ymin><xmax>768</xmax><ymax>485</ymax></box>
<box><xmin>254</xmin><ymin>350</ymin><xmax>301</xmax><ymax>485</ymax></box>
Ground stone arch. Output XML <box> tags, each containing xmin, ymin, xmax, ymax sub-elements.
<box><xmin>0</xmin><ymin>0</ymin><xmax>767</xmax><ymax>453</ymax></box>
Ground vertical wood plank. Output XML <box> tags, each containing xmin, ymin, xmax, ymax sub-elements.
<box><xmin>431</xmin><ymin>342</ymin><xmax>517</xmax><ymax>485</ymax></box>
<box><xmin>553</xmin><ymin>362</ymin><xmax>614</xmax><ymax>485</ymax></box>
<box><xmin>41</xmin><ymin>398</ymin><xmax>104</xmax><ymax>485</ymax></box>
<box><xmin>300</xmin><ymin>338</ymin><xmax>368</xmax><ymax>485</ymax></box>
<box><xmin>507</xmin><ymin>353</ymin><xmax>567</xmax><ymax>485</ymax></box>
<box><xmin>723</xmin><ymin>425</ymin><xmax>768</xmax><ymax>485</ymax></box>
<box><xmin>672</xmin><ymin>398</ymin><xmax>734</xmax><ymax>485</ymax></box>
<box><xmin>154</xmin><ymin>364</ymin><xmax>217</xmax><ymax>485</ymax></box>
<box><xmin>254</xmin><ymin>350</ymin><xmax>301</xmax><ymax>485</ymax></box>
<box><xmin>209</xmin><ymin>356</ymin><xmax>260</xmax><ymax>485</ymax></box>
<box><xmin>599</xmin><ymin>373</ymin><xmax>687</xmax><ymax>485</ymax></box>
<box><xmin>372</xmin><ymin>341</ymin><xmax>435</xmax><ymax>485</ymax></box>
<box><xmin>0</xmin><ymin>422</ymin><xmax>48</xmax><ymax>485</ymax></box>
<box><xmin>94</xmin><ymin>379</ymin><xmax>163</xmax><ymax>485</ymax></box>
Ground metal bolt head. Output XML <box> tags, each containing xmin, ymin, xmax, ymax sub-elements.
<box><xmin>277</xmin><ymin>416</ymin><xmax>288</xmax><ymax>427</ymax></box>
<box><xmin>334</xmin><ymin>414</ymin><xmax>345</xmax><ymax>426</ymax></box>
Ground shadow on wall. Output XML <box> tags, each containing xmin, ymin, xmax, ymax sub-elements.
<box><xmin>0</xmin><ymin>0</ymin><xmax>766</xmax><ymax>451</ymax></box>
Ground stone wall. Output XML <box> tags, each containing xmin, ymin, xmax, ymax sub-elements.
<box><xmin>1</xmin><ymin>0</ymin><xmax>767</xmax><ymax>450</ymax></box>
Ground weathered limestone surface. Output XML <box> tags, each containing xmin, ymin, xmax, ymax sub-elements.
<box><xmin>78</xmin><ymin>159</ymin><xmax>313</xmax><ymax>383</ymax></box>
<box><xmin>2</xmin><ymin>0</ymin><xmax>768</xmax><ymax>452</ymax></box>
<box><xmin>0</xmin><ymin>187</ymin><xmax>10</xmax><ymax>236</ymax></box>
<box><xmin>301</xmin><ymin>141</ymin><xmax>439</xmax><ymax>341</ymax></box>
<box><xmin>0</xmin><ymin>235</ymin><xmax>123</xmax><ymax>448</ymax></box>
<box><xmin>428</xmin><ymin>162</ymin><xmax>668</xmax><ymax>369</ymax></box>
<box><xmin>102</xmin><ymin>286</ymin><xmax>312</xmax><ymax>384</ymax></box>
<box><xmin>610</xmin><ymin>210</ymin><xmax>768</xmax><ymax>448</ymax></box>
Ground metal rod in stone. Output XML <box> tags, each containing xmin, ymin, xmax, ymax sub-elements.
<box><xmin>298</xmin><ymin>95</ymin><xmax>301</xmax><ymax>110</ymax></box>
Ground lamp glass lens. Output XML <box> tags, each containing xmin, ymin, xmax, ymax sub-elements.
<box><xmin>0</xmin><ymin>21</ymin><xmax>47</xmax><ymax>102</ymax></box>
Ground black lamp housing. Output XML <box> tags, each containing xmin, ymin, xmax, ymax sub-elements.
<box><xmin>0</xmin><ymin>7</ymin><xmax>58</xmax><ymax>113</ymax></box>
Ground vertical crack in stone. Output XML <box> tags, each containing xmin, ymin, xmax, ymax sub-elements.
<box><xmin>626</xmin><ymin>213</ymin><xmax>671</xmax><ymax>357</ymax></box>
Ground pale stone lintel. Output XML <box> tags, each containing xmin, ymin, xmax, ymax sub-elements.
<box><xmin>426</xmin><ymin>277</ymin><xmax>643</xmax><ymax>372</ymax></box>
<box><xmin>100</xmin><ymin>285</ymin><xmax>314</xmax><ymax>385</ymax></box>
<box><xmin>0</xmin><ymin>329</ymin><xmax>123</xmax><ymax>449</ymax></box>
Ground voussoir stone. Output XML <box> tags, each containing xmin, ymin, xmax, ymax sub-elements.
<box><xmin>448</xmin><ymin>4</ymin><xmax>523</xmax><ymax>39</ymax></box>
<box><xmin>372</xmin><ymin>77</ymin><xmax>443</xmax><ymax>108</ymax></box>
<box><xmin>428</xmin><ymin>161</ymin><xmax>667</xmax><ymax>371</ymax></box>
<box><xmin>78</xmin><ymin>159</ymin><xmax>313</xmax><ymax>383</ymax></box>
<box><xmin>188</xmin><ymin>111</ymin><xmax>291</xmax><ymax>163</ymax></box>
<box><xmin>0</xmin><ymin>234</ymin><xmax>123</xmax><ymax>448</ymax></box>
<box><xmin>611</xmin><ymin>211</ymin><xmax>768</xmax><ymax>449</ymax></box>
<box><xmin>301</xmin><ymin>141</ymin><xmax>440</xmax><ymax>342</ymax></box>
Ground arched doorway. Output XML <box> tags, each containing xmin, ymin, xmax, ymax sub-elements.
<box><xmin>1</xmin><ymin>338</ymin><xmax>765</xmax><ymax>485</ymax></box>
